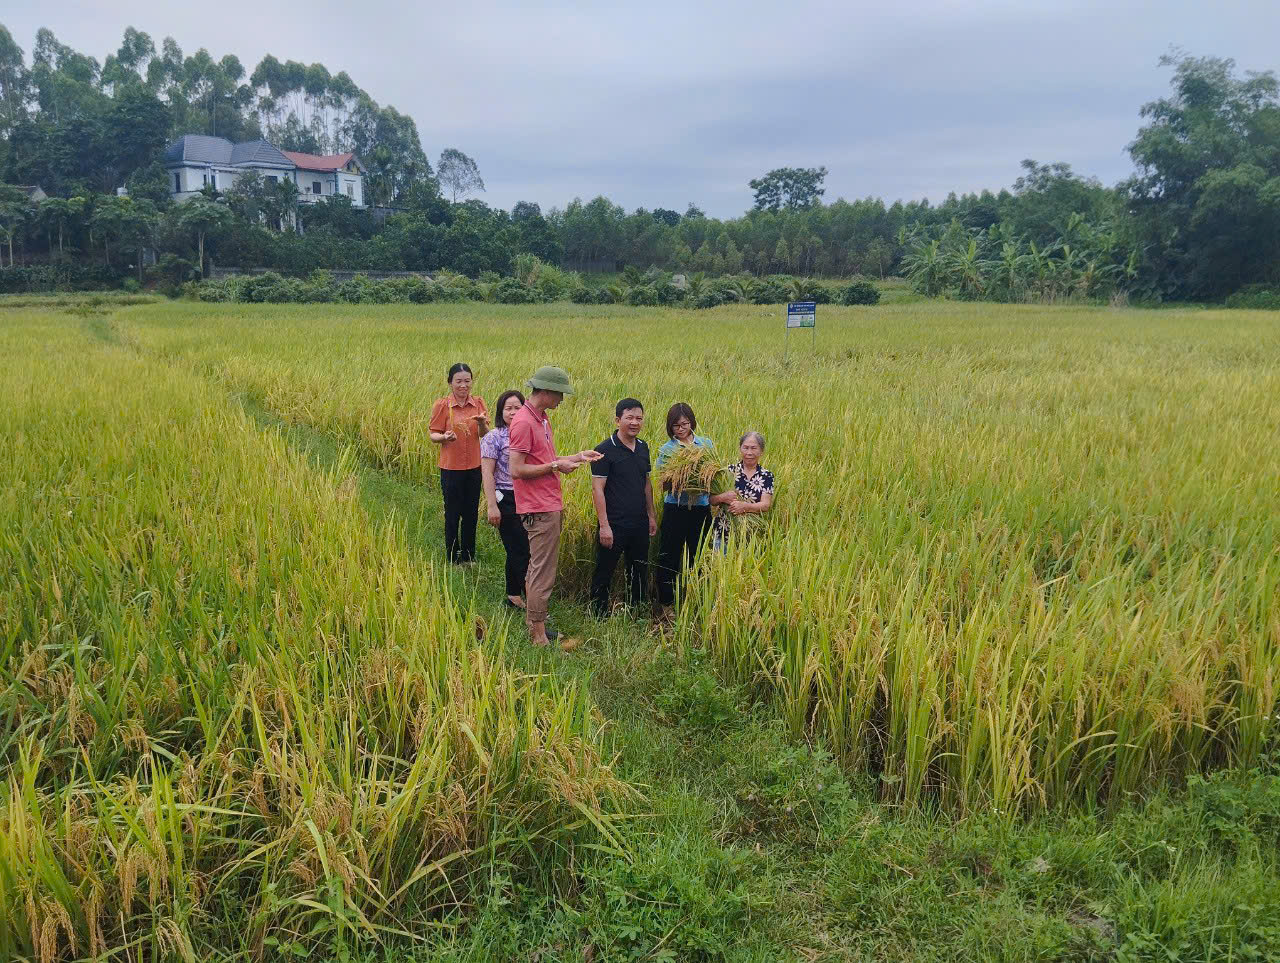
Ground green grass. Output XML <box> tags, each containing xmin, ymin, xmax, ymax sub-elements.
<box><xmin>2</xmin><ymin>298</ymin><xmax>1278</xmax><ymax>960</ymax></box>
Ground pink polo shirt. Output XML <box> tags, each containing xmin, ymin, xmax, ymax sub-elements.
<box><xmin>508</xmin><ymin>401</ymin><xmax>562</xmax><ymax>514</ymax></box>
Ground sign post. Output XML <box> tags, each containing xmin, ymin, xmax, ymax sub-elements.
<box><xmin>785</xmin><ymin>300</ymin><xmax>816</xmax><ymax>362</ymax></box>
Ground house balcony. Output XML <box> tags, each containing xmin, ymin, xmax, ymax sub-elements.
<box><xmin>297</xmin><ymin>190</ymin><xmax>365</xmax><ymax>208</ymax></box>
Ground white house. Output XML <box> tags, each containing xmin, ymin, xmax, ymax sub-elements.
<box><xmin>162</xmin><ymin>135</ymin><xmax>366</xmax><ymax>208</ymax></box>
<box><xmin>282</xmin><ymin>151</ymin><xmax>366</xmax><ymax>208</ymax></box>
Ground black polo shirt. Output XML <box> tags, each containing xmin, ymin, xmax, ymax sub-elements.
<box><xmin>591</xmin><ymin>431</ymin><xmax>651</xmax><ymax>532</ymax></box>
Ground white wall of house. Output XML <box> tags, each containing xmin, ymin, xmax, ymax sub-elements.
<box><xmin>169</xmin><ymin>160</ymin><xmax>362</xmax><ymax>205</ymax></box>
<box><xmin>295</xmin><ymin>168</ymin><xmax>337</xmax><ymax>200</ymax></box>
<box><xmin>294</xmin><ymin>168</ymin><xmax>365</xmax><ymax>206</ymax></box>
<box><xmin>170</xmin><ymin>164</ymin><xmax>297</xmax><ymax>201</ymax></box>
<box><xmin>339</xmin><ymin>173</ymin><xmax>364</xmax><ymax>207</ymax></box>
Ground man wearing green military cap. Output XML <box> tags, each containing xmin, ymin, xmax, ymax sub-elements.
<box><xmin>508</xmin><ymin>365</ymin><xmax>602</xmax><ymax>646</ymax></box>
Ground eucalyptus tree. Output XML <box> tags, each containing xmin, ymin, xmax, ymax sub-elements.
<box><xmin>437</xmin><ymin>148</ymin><xmax>484</xmax><ymax>203</ymax></box>
<box><xmin>0</xmin><ymin>25</ymin><xmax>30</xmax><ymax>137</ymax></box>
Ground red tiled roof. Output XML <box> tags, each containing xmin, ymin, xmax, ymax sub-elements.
<box><xmin>281</xmin><ymin>150</ymin><xmax>357</xmax><ymax>171</ymax></box>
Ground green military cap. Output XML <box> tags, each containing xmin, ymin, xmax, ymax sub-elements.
<box><xmin>526</xmin><ymin>365</ymin><xmax>574</xmax><ymax>394</ymax></box>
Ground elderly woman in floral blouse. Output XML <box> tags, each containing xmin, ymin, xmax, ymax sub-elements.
<box><xmin>710</xmin><ymin>431</ymin><xmax>775</xmax><ymax>548</ymax></box>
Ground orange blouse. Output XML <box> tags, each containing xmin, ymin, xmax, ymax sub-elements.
<box><xmin>429</xmin><ymin>394</ymin><xmax>488</xmax><ymax>470</ymax></box>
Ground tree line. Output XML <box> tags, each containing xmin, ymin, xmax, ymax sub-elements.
<box><xmin>1</xmin><ymin>25</ymin><xmax>1277</xmax><ymax>304</ymax></box>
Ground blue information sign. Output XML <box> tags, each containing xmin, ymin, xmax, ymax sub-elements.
<box><xmin>784</xmin><ymin>301</ymin><xmax>816</xmax><ymax>362</ymax></box>
<box><xmin>786</xmin><ymin>301</ymin><xmax>816</xmax><ymax>328</ymax></box>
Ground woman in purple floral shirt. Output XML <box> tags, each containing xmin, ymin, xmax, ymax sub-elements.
<box><xmin>481</xmin><ymin>390</ymin><xmax>531</xmax><ymax>609</ymax></box>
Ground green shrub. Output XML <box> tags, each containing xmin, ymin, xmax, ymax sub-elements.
<box><xmin>839</xmin><ymin>280</ymin><xmax>881</xmax><ymax>305</ymax></box>
<box><xmin>298</xmin><ymin>282</ymin><xmax>334</xmax><ymax>303</ymax></box>
<box><xmin>379</xmin><ymin>276</ymin><xmax>432</xmax><ymax>303</ymax></box>
<box><xmin>241</xmin><ymin>272</ymin><xmax>302</xmax><ymax>303</ymax></box>
<box><xmin>197</xmin><ymin>275</ymin><xmax>249</xmax><ymax>302</ymax></box>
<box><xmin>121</xmin><ymin>278</ymin><xmax>143</xmax><ymax>294</ymax></box>
<box><xmin>334</xmin><ymin>275</ymin><xmax>377</xmax><ymax>303</ymax></box>
<box><xmin>751</xmin><ymin>278</ymin><xmax>789</xmax><ymax>305</ymax></box>
<box><xmin>570</xmin><ymin>286</ymin><xmax>596</xmax><ymax>305</ymax></box>
<box><xmin>626</xmin><ymin>285</ymin><xmax>659</xmax><ymax>307</ymax></box>
<box><xmin>534</xmin><ymin>266</ymin><xmax>577</xmax><ymax>302</ymax></box>
<box><xmin>1225</xmin><ymin>285</ymin><xmax>1280</xmax><ymax>310</ymax></box>
<box><xmin>650</xmin><ymin>279</ymin><xmax>684</xmax><ymax>306</ymax></box>
<box><xmin>0</xmin><ymin>263</ymin><xmax>125</xmax><ymax>293</ymax></box>
<box><xmin>492</xmin><ymin>277</ymin><xmax>537</xmax><ymax>304</ymax></box>
<box><xmin>694</xmin><ymin>289</ymin><xmax>726</xmax><ymax>309</ymax></box>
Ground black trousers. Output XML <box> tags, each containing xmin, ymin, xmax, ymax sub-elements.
<box><xmin>591</xmin><ymin>528</ymin><xmax>650</xmax><ymax>615</ymax></box>
<box><xmin>656</xmin><ymin>504</ymin><xmax>711</xmax><ymax>605</ymax></box>
<box><xmin>440</xmin><ymin>467</ymin><xmax>481</xmax><ymax>563</ymax></box>
<box><xmin>496</xmin><ymin>492</ymin><xmax>530</xmax><ymax>597</ymax></box>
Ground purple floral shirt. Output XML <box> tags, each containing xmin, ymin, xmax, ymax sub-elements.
<box><xmin>480</xmin><ymin>426</ymin><xmax>514</xmax><ymax>491</ymax></box>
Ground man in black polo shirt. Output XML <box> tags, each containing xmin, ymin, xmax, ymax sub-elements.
<box><xmin>590</xmin><ymin>398</ymin><xmax>658</xmax><ymax>617</ymax></box>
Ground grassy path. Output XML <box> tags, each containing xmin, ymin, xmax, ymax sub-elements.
<box><xmin>78</xmin><ymin>303</ymin><xmax>1280</xmax><ymax>961</ymax></box>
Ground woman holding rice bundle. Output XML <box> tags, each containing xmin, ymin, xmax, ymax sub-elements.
<box><xmin>655</xmin><ymin>402</ymin><xmax>715</xmax><ymax>621</ymax></box>
<box><xmin>710</xmin><ymin>431</ymin><xmax>775</xmax><ymax>549</ymax></box>
<box><xmin>429</xmin><ymin>363</ymin><xmax>488</xmax><ymax>565</ymax></box>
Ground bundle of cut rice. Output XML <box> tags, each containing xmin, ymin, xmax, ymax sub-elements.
<box><xmin>657</xmin><ymin>442</ymin><xmax>730</xmax><ymax>499</ymax></box>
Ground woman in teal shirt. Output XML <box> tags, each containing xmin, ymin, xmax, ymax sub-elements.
<box><xmin>655</xmin><ymin>402</ymin><xmax>714</xmax><ymax>620</ymax></box>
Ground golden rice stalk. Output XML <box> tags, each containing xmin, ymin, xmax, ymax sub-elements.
<box><xmin>657</xmin><ymin>442</ymin><xmax>730</xmax><ymax>498</ymax></box>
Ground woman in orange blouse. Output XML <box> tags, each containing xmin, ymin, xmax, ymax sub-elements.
<box><xmin>429</xmin><ymin>363</ymin><xmax>488</xmax><ymax>564</ymax></box>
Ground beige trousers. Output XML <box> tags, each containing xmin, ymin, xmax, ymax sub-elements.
<box><xmin>521</xmin><ymin>510</ymin><xmax>562</xmax><ymax>629</ymax></box>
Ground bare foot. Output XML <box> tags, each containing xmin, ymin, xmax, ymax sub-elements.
<box><xmin>507</xmin><ymin>595</ymin><xmax>526</xmax><ymax>609</ymax></box>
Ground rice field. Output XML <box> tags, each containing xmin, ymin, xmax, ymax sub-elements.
<box><xmin>0</xmin><ymin>309</ymin><xmax>626</xmax><ymax>961</ymax></box>
<box><xmin>2</xmin><ymin>296</ymin><xmax>1279</xmax><ymax>959</ymax></box>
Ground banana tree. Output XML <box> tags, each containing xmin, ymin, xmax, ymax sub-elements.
<box><xmin>991</xmin><ymin>240</ymin><xmax>1024</xmax><ymax>302</ymax></box>
<box><xmin>785</xmin><ymin>276</ymin><xmax>818</xmax><ymax>302</ymax></box>
<box><xmin>901</xmin><ymin>239</ymin><xmax>949</xmax><ymax>297</ymax></box>
<box><xmin>1017</xmin><ymin>241</ymin><xmax>1054</xmax><ymax>302</ymax></box>
<box><xmin>947</xmin><ymin>238</ymin><xmax>987</xmax><ymax>300</ymax></box>
<box><xmin>685</xmin><ymin>271</ymin><xmax>706</xmax><ymax>300</ymax></box>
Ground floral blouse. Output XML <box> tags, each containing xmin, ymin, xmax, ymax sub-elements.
<box><xmin>480</xmin><ymin>426</ymin><xmax>514</xmax><ymax>491</ymax></box>
<box><xmin>714</xmin><ymin>462</ymin><xmax>775</xmax><ymax>536</ymax></box>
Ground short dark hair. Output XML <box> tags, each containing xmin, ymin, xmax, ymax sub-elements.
<box><xmin>665</xmin><ymin>402</ymin><xmax>696</xmax><ymax>439</ymax></box>
<box><xmin>447</xmin><ymin>362</ymin><xmax>472</xmax><ymax>383</ymax></box>
<box><xmin>494</xmin><ymin>389</ymin><xmax>525</xmax><ymax>429</ymax></box>
<box><xmin>615</xmin><ymin>397</ymin><xmax>644</xmax><ymax>418</ymax></box>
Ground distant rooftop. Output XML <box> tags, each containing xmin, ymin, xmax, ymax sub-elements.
<box><xmin>164</xmin><ymin>135</ymin><xmax>298</xmax><ymax>170</ymax></box>
<box><xmin>282</xmin><ymin>150</ymin><xmax>358</xmax><ymax>172</ymax></box>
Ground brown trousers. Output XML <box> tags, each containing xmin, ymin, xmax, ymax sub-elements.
<box><xmin>521</xmin><ymin>510</ymin><xmax>562</xmax><ymax>629</ymax></box>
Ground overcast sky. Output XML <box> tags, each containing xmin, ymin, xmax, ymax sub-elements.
<box><xmin>5</xmin><ymin>1</ymin><xmax>1278</xmax><ymax>216</ymax></box>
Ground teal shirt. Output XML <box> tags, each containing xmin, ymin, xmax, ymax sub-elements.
<box><xmin>656</xmin><ymin>436</ymin><xmax>714</xmax><ymax>507</ymax></box>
